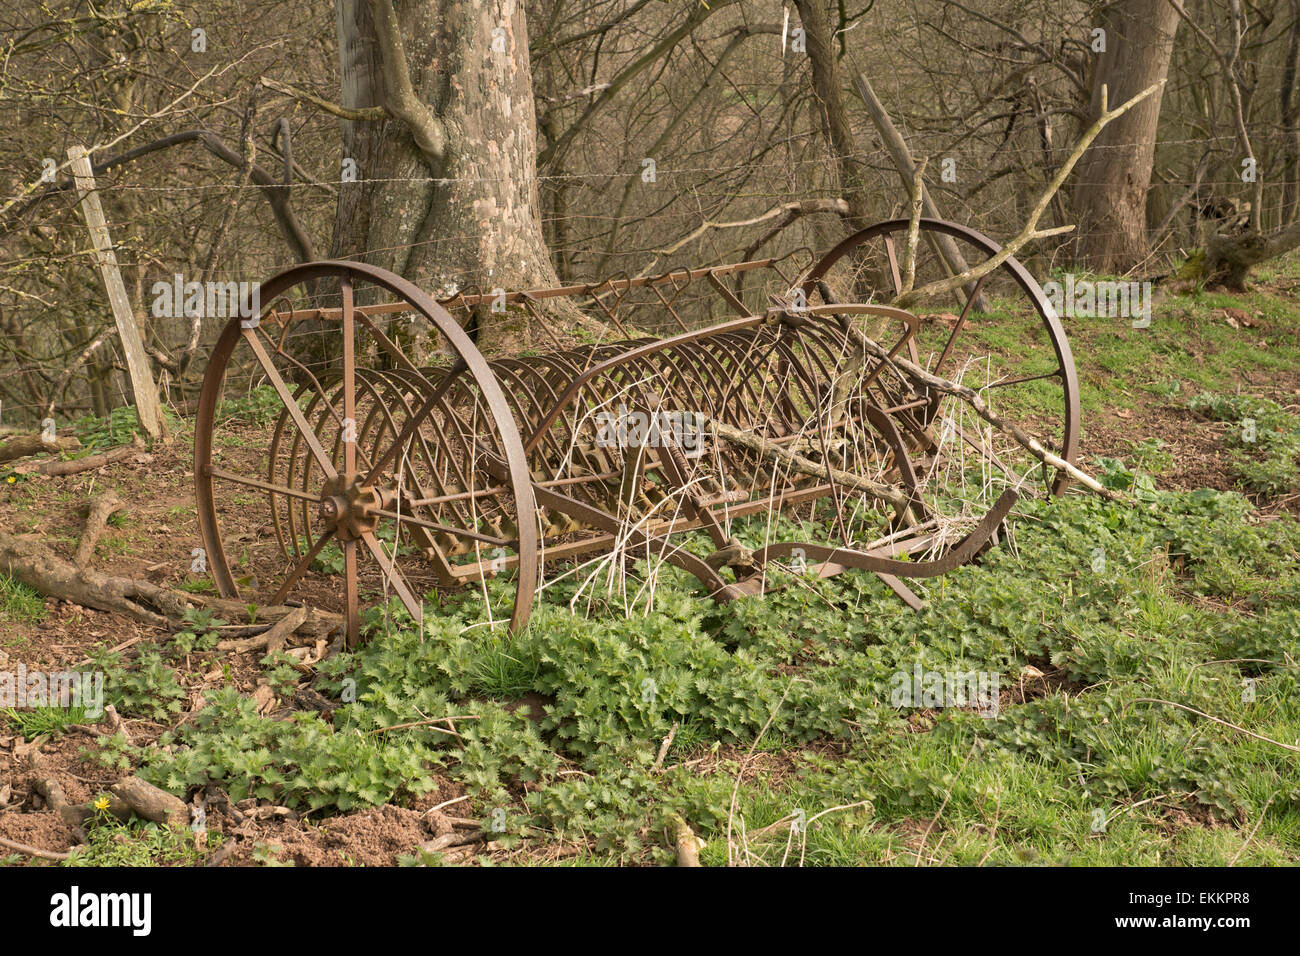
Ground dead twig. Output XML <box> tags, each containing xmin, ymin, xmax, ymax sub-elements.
<box><xmin>914</xmin><ymin>741</ymin><xmax>977</xmax><ymax>866</ymax></box>
<box><xmin>369</xmin><ymin>715</ymin><xmax>481</xmax><ymax>735</ymax></box>
<box><xmin>0</xmin><ymin>834</ymin><xmax>71</xmax><ymax>861</ymax></box>
<box><xmin>653</xmin><ymin>722</ymin><xmax>679</xmax><ymax>771</ymax></box>
<box><xmin>1132</xmin><ymin>698</ymin><xmax>1300</xmax><ymax>752</ymax></box>
<box><xmin>703</xmin><ymin>416</ymin><xmax>911</xmax><ymax>509</ymax></box>
<box><xmin>419</xmin><ymin>830</ymin><xmax>486</xmax><ymax>854</ymax></box>
<box><xmin>216</xmin><ymin>605</ymin><xmax>308</xmax><ymax>654</ymax></box>
<box><xmin>726</xmin><ymin>680</ymin><xmax>798</xmax><ymax>866</ymax></box>
<box><xmin>1229</xmin><ymin>791</ymin><xmax>1279</xmax><ymax>867</ymax></box>
<box><xmin>838</xmin><ymin>324</ymin><xmax>1119</xmax><ymax>500</ymax></box>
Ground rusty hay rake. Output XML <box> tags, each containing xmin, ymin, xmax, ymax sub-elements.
<box><xmin>195</xmin><ymin>218</ymin><xmax>1080</xmax><ymax>646</ymax></box>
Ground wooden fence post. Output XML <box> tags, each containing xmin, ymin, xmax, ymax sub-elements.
<box><xmin>67</xmin><ymin>145</ymin><xmax>168</xmax><ymax>443</ymax></box>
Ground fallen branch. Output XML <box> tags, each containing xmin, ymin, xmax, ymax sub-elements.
<box><xmin>110</xmin><ymin>776</ymin><xmax>189</xmax><ymax>825</ymax></box>
<box><xmin>0</xmin><ymin>527</ymin><xmax>339</xmax><ymax>635</ymax></box>
<box><xmin>653</xmin><ymin>722</ymin><xmax>679</xmax><ymax>771</ymax></box>
<box><xmin>837</xmin><ymin>324</ymin><xmax>1120</xmax><ymax>500</ymax></box>
<box><xmin>74</xmin><ymin>493</ymin><xmax>125</xmax><ymax>567</ymax></box>
<box><xmin>34</xmin><ymin>772</ymin><xmax>185</xmax><ymax>828</ymax></box>
<box><xmin>0</xmin><ymin>433</ymin><xmax>80</xmax><ymax>464</ymax></box>
<box><xmin>702</xmin><ymin>416</ymin><xmax>912</xmax><ymax>509</ymax></box>
<box><xmin>0</xmin><ymin>834</ymin><xmax>71</xmax><ymax>861</ymax></box>
<box><xmin>418</xmin><ymin>830</ymin><xmax>486</xmax><ymax>854</ymax></box>
<box><xmin>188</xmin><ymin>596</ymin><xmax>339</xmax><ymax>638</ymax></box>
<box><xmin>102</xmin><ymin>704</ymin><xmax>131</xmax><ymax>745</ymax></box>
<box><xmin>33</xmin><ymin>776</ymin><xmax>125</xmax><ymax>829</ymax></box>
<box><xmin>669</xmin><ymin>812</ymin><xmax>703</xmax><ymax>867</ymax></box>
<box><xmin>15</xmin><ymin>436</ymin><xmax>144</xmax><ymax>477</ymax></box>
<box><xmin>216</xmin><ymin>605</ymin><xmax>307</xmax><ymax>654</ymax></box>
<box><xmin>369</xmin><ymin>715</ymin><xmax>480</xmax><ymax>736</ymax></box>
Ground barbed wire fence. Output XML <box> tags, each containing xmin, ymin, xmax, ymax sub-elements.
<box><xmin>0</xmin><ymin>0</ymin><xmax>1294</xmax><ymax>431</ymax></box>
<box><xmin>0</xmin><ymin>144</ymin><xmax>1285</xmax><ymax>430</ymax></box>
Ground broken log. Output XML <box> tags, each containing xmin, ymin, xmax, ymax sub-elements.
<box><xmin>110</xmin><ymin>776</ymin><xmax>189</xmax><ymax>825</ymax></box>
<box><xmin>216</xmin><ymin>605</ymin><xmax>308</xmax><ymax>654</ymax></box>
<box><xmin>74</xmin><ymin>493</ymin><xmax>125</xmax><ymax>567</ymax></box>
<box><xmin>669</xmin><ymin>812</ymin><xmax>703</xmax><ymax>867</ymax></box>
<box><xmin>33</xmin><ymin>776</ymin><xmax>130</xmax><ymax>828</ymax></box>
<box><xmin>14</xmin><ymin>436</ymin><xmax>144</xmax><ymax>477</ymax></box>
<box><xmin>0</xmin><ymin>528</ymin><xmax>341</xmax><ymax>636</ymax></box>
<box><xmin>0</xmin><ymin>432</ymin><xmax>80</xmax><ymax>464</ymax></box>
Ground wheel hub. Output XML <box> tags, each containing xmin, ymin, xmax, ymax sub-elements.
<box><xmin>317</xmin><ymin>474</ymin><xmax>392</xmax><ymax>542</ymax></box>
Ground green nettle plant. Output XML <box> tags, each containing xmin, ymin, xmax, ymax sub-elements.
<box><xmin>113</xmin><ymin>465</ymin><xmax>1300</xmax><ymax>862</ymax></box>
<box><xmin>169</xmin><ymin>608</ymin><xmax>226</xmax><ymax>657</ymax></box>
<box><xmin>89</xmin><ymin>648</ymin><xmax>187</xmax><ymax>721</ymax></box>
<box><xmin>1188</xmin><ymin>392</ymin><xmax>1300</xmax><ymax>496</ymax></box>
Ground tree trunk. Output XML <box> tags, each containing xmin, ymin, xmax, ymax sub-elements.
<box><xmin>1071</xmin><ymin>0</ymin><xmax>1180</xmax><ymax>272</ymax></box>
<box><xmin>794</xmin><ymin>0</ymin><xmax>872</xmax><ymax>231</ymax></box>
<box><xmin>333</xmin><ymin>0</ymin><xmax>576</xmax><ymax>352</ymax></box>
<box><xmin>1204</xmin><ymin>216</ymin><xmax>1300</xmax><ymax>290</ymax></box>
<box><xmin>1280</xmin><ymin>0</ymin><xmax>1300</xmax><ymax>225</ymax></box>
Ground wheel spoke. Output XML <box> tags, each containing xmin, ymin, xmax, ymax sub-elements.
<box><xmin>271</xmin><ymin>527</ymin><xmax>336</xmax><ymax>606</ymax></box>
<box><xmin>342</xmin><ymin>274</ymin><xmax>357</xmax><ymax>477</ymax></box>
<box><xmin>372</xmin><ymin>508</ymin><xmax>509</xmax><ymax>546</ymax></box>
<box><xmin>360</xmin><ymin>530</ymin><xmax>424</xmax><ymax>623</ymax></box>
<box><xmin>985</xmin><ymin>367</ymin><xmax>1065</xmax><ymax>389</ymax></box>
<box><xmin>209</xmin><ymin>466</ymin><xmax>322</xmax><ymax>504</ymax></box>
<box><xmin>244</xmin><ymin>329</ymin><xmax>338</xmax><ymax>481</ymax></box>
<box><xmin>344</xmin><ymin>538</ymin><xmax>359</xmax><ymax>647</ymax></box>
<box><xmin>931</xmin><ymin>272</ymin><xmax>989</xmax><ymax>379</ymax></box>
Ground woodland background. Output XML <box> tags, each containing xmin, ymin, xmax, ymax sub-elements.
<box><xmin>1</xmin><ymin>0</ymin><xmax>1295</xmax><ymax>425</ymax></box>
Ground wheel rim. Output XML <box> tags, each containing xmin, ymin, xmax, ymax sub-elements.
<box><xmin>194</xmin><ymin>261</ymin><xmax>538</xmax><ymax>646</ymax></box>
<box><xmin>803</xmin><ymin>217</ymin><xmax>1080</xmax><ymax>498</ymax></box>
